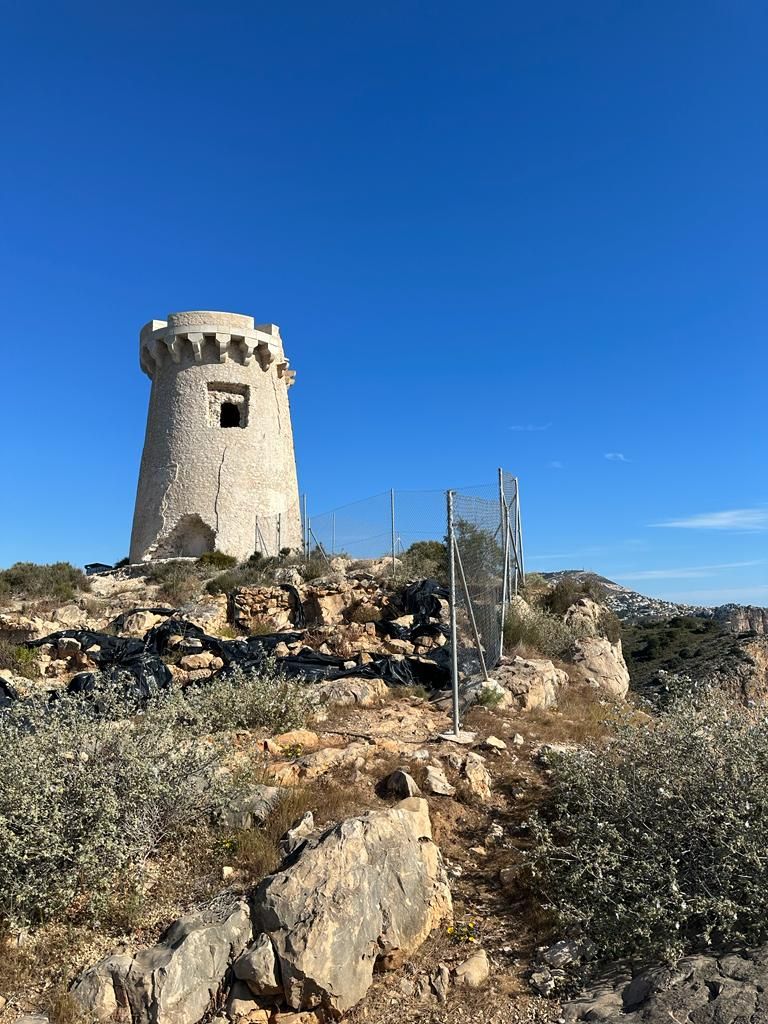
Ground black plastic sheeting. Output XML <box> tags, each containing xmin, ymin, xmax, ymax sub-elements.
<box><xmin>0</xmin><ymin>677</ymin><xmax>18</xmax><ymax>709</ymax></box>
<box><xmin>10</xmin><ymin>580</ymin><xmax>451</xmax><ymax>710</ymax></box>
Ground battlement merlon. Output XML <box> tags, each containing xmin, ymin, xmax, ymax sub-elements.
<box><xmin>139</xmin><ymin>315</ymin><xmax>294</xmax><ymax>383</ymax></box>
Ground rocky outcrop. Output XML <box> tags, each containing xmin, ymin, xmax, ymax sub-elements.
<box><xmin>252</xmin><ymin>797</ymin><xmax>451</xmax><ymax>1015</ymax></box>
<box><xmin>714</xmin><ymin>604</ymin><xmax>768</xmax><ymax>635</ymax></box>
<box><xmin>562</xmin><ymin>947</ymin><xmax>768</xmax><ymax>1024</ymax></box>
<box><xmin>72</xmin><ymin>900</ymin><xmax>252</xmax><ymax>1024</ymax></box>
<box><xmin>563</xmin><ymin>597</ymin><xmax>603</xmax><ymax>636</ymax></box>
<box><xmin>493</xmin><ymin>655</ymin><xmax>568</xmax><ymax>710</ymax></box>
<box><xmin>569</xmin><ymin>636</ymin><xmax>630</xmax><ymax>698</ymax></box>
<box><xmin>73</xmin><ymin>801</ymin><xmax>450</xmax><ymax>1022</ymax></box>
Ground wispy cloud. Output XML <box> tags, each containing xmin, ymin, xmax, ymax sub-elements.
<box><xmin>509</xmin><ymin>423</ymin><xmax>551</xmax><ymax>432</ymax></box>
<box><xmin>651</xmin><ymin>507</ymin><xmax>768</xmax><ymax>531</ymax></box>
<box><xmin>604</xmin><ymin>452</ymin><xmax>629</xmax><ymax>462</ymax></box>
<box><xmin>615</xmin><ymin>560</ymin><xmax>764</xmax><ymax>582</ymax></box>
<box><xmin>548</xmin><ymin>460</ymin><xmax>564</xmax><ymax>470</ymax></box>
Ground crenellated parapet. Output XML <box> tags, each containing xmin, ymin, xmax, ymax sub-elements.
<box><xmin>139</xmin><ymin>312</ymin><xmax>295</xmax><ymax>384</ymax></box>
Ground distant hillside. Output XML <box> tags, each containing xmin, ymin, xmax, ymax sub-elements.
<box><xmin>538</xmin><ymin>569</ymin><xmax>768</xmax><ymax>632</ymax></box>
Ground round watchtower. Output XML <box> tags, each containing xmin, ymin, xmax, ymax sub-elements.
<box><xmin>129</xmin><ymin>311</ymin><xmax>302</xmax><ymax>563</ymax></box>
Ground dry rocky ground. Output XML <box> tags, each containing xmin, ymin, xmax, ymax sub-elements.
<box><xmin>0</xmin><ymin>557</ymin><xmax>722</xmax><ymax>1024</ymax></box>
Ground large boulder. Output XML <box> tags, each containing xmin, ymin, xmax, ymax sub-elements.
<box><xmin>569</xmin><ymin>636</ymin><xmax>630</xmax><ymax>698</ymax></box>
<box><xmin>72</xmin><ymin>901</ymin><xmax>252</xmax><ymax>1024</ymax></box>
<box><xmin>563</xmin><ymin>597</ymin><xmax>603</xmax><ymax>637</ymax></box>
<box><xmin>252</xmin><ymin>798</ymin><xmax>452</xmax><ymax>1015</ymax></box>
<box><xmin>494</xmin><ymin>655</ymin><xmax>568</xmax><ymax>710</ymax></box>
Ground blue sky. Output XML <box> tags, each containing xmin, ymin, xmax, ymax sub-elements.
<box><xmin>0</xmin><ymin>2</ymin><xmax>766</xmax><ymax>605</ymax></box>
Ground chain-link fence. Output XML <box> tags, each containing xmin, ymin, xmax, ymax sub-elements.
<box><xmin>447</xmin><ymin>472</ymin><xmax>525</xmax><ymax>689</ymax></box>
<box><xmin>296</xmin><ymin>470</ymin><xmax>524</xmax><ymax>733</ymax></box>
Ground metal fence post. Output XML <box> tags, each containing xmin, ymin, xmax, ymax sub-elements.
<box><xmin>302</xmin><ymin>494</ymin><xmax>308</xmax><ymax>559</ymax></box>
<box><xmin>499</xmin><ymin>468</ymin><xmax>509</xmax><ymax>659</ymax></box>
<box><xmin>390</xmin><ymin>489</ymin><xmax>397</xmax><ymax>580</ymax></box>
<box><xmin>447</xmin><ymin>489</ymin><xmax>460</xmax><ymax>735</ymax></box>
<box><xmin>332</xmin><ymin>512</ymin><xmax>336</xmax><ymax>557</ymax></box>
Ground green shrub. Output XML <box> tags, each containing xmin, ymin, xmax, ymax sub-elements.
<box><xmin>197</xmin><ymin>550</ymin><xmax>238</xmax><ymax>571</ymax></box>
<box><xmin>544</xmin><ymin>575</ymin><xmax>606</xmax><ymax>615</ymax></box>
<box><xmin>399</xmin><ymin>540</ymin><xmax>448</xmax><ymax>582</ymax></box>
<box><xmin>526</xmin><ymin>693</ymin><xmax>768</xmax><ymax>964</ymax></box>
<box><xmin>148</xmin><ymin>560</ymin><xmax>203</xmax><ymax>606</ymax></box>
<box><xmin>300</xmin><ymin>552</ymin><xmax>331</xmax><ymax>581</ymax></box>
<box><xmin>205</xmin><ymin>557</ymin><xmax>280</xmax><ymax>595</ymax></box>
<box><xmin>503</xmin><ymin>606</ymin><xmax>582</xmax><ymax>659</ymax></box>
<box><xmin>178</xmin><ymin>662</ymin><xmax>313</xmax><ymax>735</ymax></box>
<box><xmin>599</xmin><ymin>609</ymin><xmax>622</xmax><ymax>644</ymax></box>
<box><xmin>0</xmin><ymin>639</ymin><xmax>39</xmax><ymax>678</ymax></box>
<box><xmin>0</xmin><ymin>562</ymin><xmax>90</xmax><ymax>603</ymax></box>
<box><xmin>0</xmin><ymin>688</ymin><xmax>235</xmax><ymax>927</ymax></box>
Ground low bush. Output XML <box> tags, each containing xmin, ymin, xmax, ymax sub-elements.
<box><xmin>205</xmin><ymin>556</ymin><xmax>280</xmax><ymax>595</ymax></box>
<box><xmin>0</xmin><ymin>656</ymin><xmax>309</xmax><ymax>929</ymax></box>
<box><xmin>599</xmin><ymin>608</ymin><xmax>622</xmax><ymax>643</ymax></box>
<box><xmin>526</xmin><ymin>693</ymin><xmax>768</xmax><ymax>964</ymax></box>
<box><xmin>543</xmin><ymin>575</ymin><xmax>606</xmax><ymax>615</ymax></box>
<box><xmin>178</xmin><ymin>662</ymin><xmax>313</xmax><ymax>734</ymax></box>
<box><xmin>197</xmin><ymin>550</ymin><xmax>238</xmax><ymax>571</ymax></box>
<box><xmin>0</xmin><ymin>562</ymin><xmax>90</xmax><ymax>603</ymax></box>
<box><xmin>503</xmin><ymin>605</ymin><xmax>583</xmax><ymax>659</ymax></box>
<box><xmin>399</xmin><ymin>540</ymin><xmax>448</xmax><ymax>582</ymax></box>
<box><xmin>0</xmin><ymin>638</ymin><xmax>39</xmax><ymax>678</ymax></box>
<box><xmin>148</xmin><ymin>560</ymin><xmax>203</xmax><ymax>606</ymax></box>
<box><xmin>0</xmin><ymin>689</ymin><xmax>233</xmax><ymax>927</ymax></box>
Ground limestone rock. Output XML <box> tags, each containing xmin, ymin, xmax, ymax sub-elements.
<box><xmin>483</xmin><ymin>735</ymin><xmax>507</xmax><ymax>751</ymax></box>
<box><xmin>465</xmin><ymin>677</ymin><xmax>513</xmax><ymax>708</ymax></box>
<box><xmin>233</xmin><ymin>934</ymin><xmax>281</xmax><ymax>997</ymax></box>
<box><xmin>216</xmin><ymin>785</ymin><xmax>283</xmax><ymax>831</ymax></box>
<box><xmin>564</xmin><ymin>597</ymin><xmax>603</xmax><ymax>637</ymax></box>
<box><xmin>119</xmin><ymin>610</ymin><xmax>169</xmax><ymax>636</ymax></box>
<box><xmin>314</xmin><ymin>676</ymin><xmax>388</xmax><ymax>707</ymax></box>
<box><xmin>279</xmin><ymin>811</ymin><xmax>317</xmax><ymax>858</ymax></box>
<box><xmin>561</xmin><ymin>947</ymin><xmax>768</xmax><ymax>1024</ymax></box>
<box><xmin>454</xmin><ymin>949</ymin><xmax>490</xmax><ymax>988</ymax></box>
<box><xmin>252</xmin><ymin>798</ymin><xmax>451</xmax><ymax>1014</ymax></box>
<box><xmin>495</xmin><ymin>656</ymin><xmax>568</xmax><ymax>711</ymax></box>
<box><xmin>0</xmin><ymin>613</ymin><xmax>44</xmax><ymax>643</ymax></box>
<box><xmin>463</xmin><ymin>752</ymin><xmax>492</xmax><ymax>803</ymax></box>
<box><xmin>226</xmin><ymin>981</ymin><xmax>270</xmax><ymax>1022</ymax></box>
<box><xmin>384</xmin><ymin>768</ymin><xmax>422</xmax><ymax>799</ymax></box>
<box><xmin>69</xmin><ymin>953</ymin><xmax>133</xmax><ymax>1021</ymax></box>
<box><xmin>423</xmin><ymin>765</ymin><xmax>455</xmax><ymax>797</ymax></box>
<box><xmin>569</xmin><ymin>637</ymin><xmax>630</xmax><ymax>698</ymax></box>
<box><xmin>73</xmin><ymin>900</ymin><xmax>253</xmax><ymax>1024</ymax></box>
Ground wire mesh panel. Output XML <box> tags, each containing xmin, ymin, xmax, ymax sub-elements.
<box><xmin>306</xmin><ymin>492</ymin><xmax>392</xmax><ymax>561</ymax></box>
<box><xmin>450</xmin><ymin>484</ymin><xmax>506</xmax><ymax>676</ymax></box>
<box><xmin>304</xmin><ymin>489</ymin><xmax>448</xmax><ymax>571</ymax></box>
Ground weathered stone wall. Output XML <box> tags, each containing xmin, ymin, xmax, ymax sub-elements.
<box><xmin>129</xmin><ymin>311</ymin><xmax>302</xmax><ymax>563</ymax></box>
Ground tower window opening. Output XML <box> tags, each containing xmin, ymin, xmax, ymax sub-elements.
<box><xmin>220</xmin><ymin>402</ymin><xmax>241</xmax><ymax>428</ymax></box>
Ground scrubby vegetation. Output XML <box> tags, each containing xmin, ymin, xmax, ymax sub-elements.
<box><xmin>148</xmin><ymin>559</ymin><xmax>203</xmax><ymax>606</ymax></box>
<box><xmin>622</xmin><ymin>615</ymin><xmax>746</xmax><ymax>706</ymax></box>
<box><xmin>398</xmin><ymin>540</ymin><xmax>448</xmax><ymax>583</ymax></box>
<box><xmin>526</xmin><ymin>692</ymin><xmax>768</xmax><ymax>964</ymax></box>
<box><xmin>503</xmin><ymin>605</ymin><xmax>585</xmax><ymax>659</ymax></box>
<box><xmin>0</xmin><ymin>663</ymin><xmax>310</xmax><ymax>928</ymax></box>
<box><xmin>0</xmin><ymin>637</ymin><xmax>39</xmax><ymax>677</ymax></box>
<box><xmin>0</xmin><ymin>562</ymin><xmax>90</xmax><ymax>604</ymax></box>
<box><xmin>541</xmin><ymin>575</ymin><xmax>606</xmax><ymax>615</ymax></box>
<box><xmin>197</xmin><ymin>550</ymin><xmax>238</xmax><ymax>571</ymax></box>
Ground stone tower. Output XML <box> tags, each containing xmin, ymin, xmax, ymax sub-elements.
<box><xmin>129</xmin><ymin>311</ymin><xmax>302</xmax><ymax>563</ymax></box>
